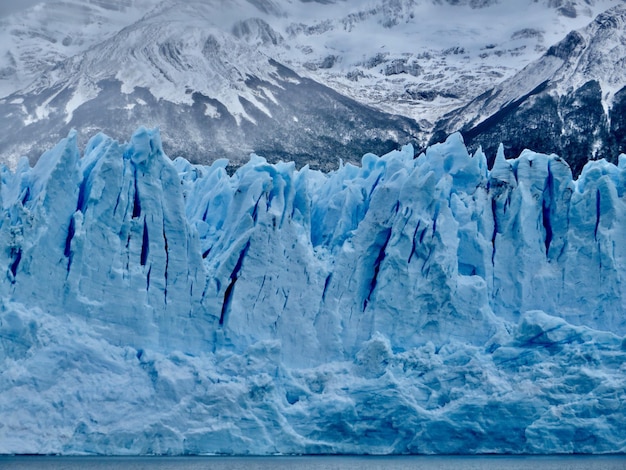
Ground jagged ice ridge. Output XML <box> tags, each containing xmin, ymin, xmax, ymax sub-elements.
<box><xmin>0</xmin><ymin>128</ymin><xmax>625</xmax><ymax>455</ymax></box>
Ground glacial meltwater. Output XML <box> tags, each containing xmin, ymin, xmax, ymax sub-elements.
<box><xmin>0</xmin><ymin>456</ymin><xmax>625</xmax><ymax>469</ymax></box>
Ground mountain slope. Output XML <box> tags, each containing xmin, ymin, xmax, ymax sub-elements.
<box><xmin>0</xmin><ymin>0</ymin><xmax>157</xmax><ymax>98</ymax></box>
<box><xmin>430</xmin><ymin>5</ymin><xmax>626</xmax><ymax>175</ymax></box>
<box><xmin>0</xmin><ymin>4</ymin><xmax>421</xmax><ymax>170</ymax></box>
<box><xmin>269</xmin><ymin>0</ymin><xmax>625</xmax><ymax>128</ymax></box>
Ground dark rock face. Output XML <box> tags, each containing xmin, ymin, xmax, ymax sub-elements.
<box><xmin>431</xmin><ymin>81</ymin><xmax>625</xmax><ymax>176</ymax></box>
<box><xmin>546</xmin><ymin>31</ymin><xmax>585</xmax><ymax>60</ymax></box>
<box><xmin>559</xmin><ymin>80</ymin><xmax>612</xmax><ymax>176</ymax></box>
<box><xmin>463</xmin><ymin>91</ymin><xmax>562</xmax><ymax>167</ymax></box>
<box><xmin>610</xmin><ymin>86</ymin><xmax>626</xmax><ymax>156</ymax></box>
<box><xmin>384</xmin><ymin>58</ymin><xmax>422</xmax><ymax>77</ymax></box>
<box><xmin>231</xmin><ymin>18</ymin><xmax>284</xmax><ymax>46</ymax></box>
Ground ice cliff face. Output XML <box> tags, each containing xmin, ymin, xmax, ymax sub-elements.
<box><xmin>0</xmin><ymin>128</ymin><xmax>625</xmax><ymax>455</ymax></box>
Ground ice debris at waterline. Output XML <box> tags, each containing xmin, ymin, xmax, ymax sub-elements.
<box><xmin>0</xmin><ymin>127</ymin><xmax>625</xmax><ymax>455</ymax></box>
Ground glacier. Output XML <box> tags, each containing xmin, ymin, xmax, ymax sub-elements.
<box><xmin>0</xmin><ymin>127</ymin><xmax>625</xmax><ymax>455</ymax></box>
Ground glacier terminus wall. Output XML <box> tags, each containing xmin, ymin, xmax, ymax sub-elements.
<box><xmin>0</xmin><ymin>128</ymin><xmax>625</xmax><ymax>455</ymax></box>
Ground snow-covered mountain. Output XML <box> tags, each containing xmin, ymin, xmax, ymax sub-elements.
<box><xmin>1</xmin><ymin>0</ymin><xmax>625</xmax><ymax>169</ymax></box>
<box><xmin>0</xmin><ymin>0</ymin><xmax>157</xmax><ymax>98</ymax></box>
<box><xmin>269</xmin><ymin>0</ymin><xmax>626</xmax><ymax>127</ymax></box>
<box><xmin>0</xmin><ymin>1</ymin><xmax>422</xmax><ymax>171</ymax></box>
<box><xmin>0</xmin><ymin>0</ymin><xmax>360</xmax><ymax>168</ymax></box>
<box><xmin>431</xmin><ymin>4</ymin><xmax>626</xmax><ymax>176</ymax></box>
<box><xmin>0</xmin><ymin>128</ymin><xmax>625</xmax><ymax>454</ymax></box>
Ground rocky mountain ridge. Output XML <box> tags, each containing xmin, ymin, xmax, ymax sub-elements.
<box><xmin>431</xmin><ymin>4</ymin><xmax>626</xmax><ymax>175</ymax></box>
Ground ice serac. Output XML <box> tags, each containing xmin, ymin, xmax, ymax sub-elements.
<box><xmin>1</xmin><ymin>127</ymin><xmax>209</xmax><ymax>352</ymax></box>
<box><xmin>0</xmin><ymin>129</ymin><xmax>625</xmax><ymax>455</ymax></box>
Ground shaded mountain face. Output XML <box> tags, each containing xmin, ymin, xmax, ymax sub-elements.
<box><xmin>433</xmin><ymin>78</ymin><xmax>626</xmax><ymax>176</ymax></box>
<box><xmin>430</xmin><ymin>6</ymin><xmax>626</xmax><ymax>176</ymax></box>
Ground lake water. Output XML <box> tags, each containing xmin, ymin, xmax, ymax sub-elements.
<box><xmin>0</xmin><ymin>456</ymin><xmax>625</xmax><ymax>470</ymax></box>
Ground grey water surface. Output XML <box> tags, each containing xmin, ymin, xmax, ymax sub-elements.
<box><xmin>0</xmin><ymin>456</ymin><xmax>625</xmax><ymax>469</ymax></box>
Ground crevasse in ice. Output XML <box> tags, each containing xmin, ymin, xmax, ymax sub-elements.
<box><xmin>0</xmin><ymin>127</ymin><xmax>625</xmax><ymax>455</ymax></box>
